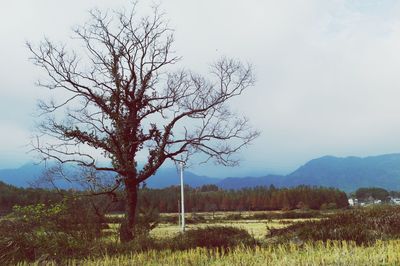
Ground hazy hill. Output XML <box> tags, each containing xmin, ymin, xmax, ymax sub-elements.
<box><xmin>3</xmin><ymin>153</ymin><xmax>400</xmax><ymax>191</ymax></box>
<box><xmin>216</xmin><ymin>175</ymin><xmax>284</xmax><ymax>190</ymax></box>
<box><xmin>217</xmin><ymin>153</ymin><xmax>400</xmax><ymax>191</ymax></box>
<box><xmin>286</xmin><ymin>154</ymin><xmax>400</xmax><ymax>191</ymax></box>
<box><xmin>144</xmin><ymin>168</ymin><xmax>220</xmax><ymax>188</ymax></box>
<box><xmin>0</xmin><ymin>163</ymin><xmax>43</xmax><ymax>187</ymax></box>
<box><xmin>0</xmin><ymin>163</ymin><xmax>220</xmax><ymax>189</ymax></box>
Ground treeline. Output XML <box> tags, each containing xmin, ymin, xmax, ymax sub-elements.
<box><xmin>0</xmin><ymin>181</ymin><xmax>348</xmax><ymax>214</ymax></box>
<box><xmin>353</xmin><ymin>187</ymin><xmax>400</xmax><ymax>201</ymax></box>
<box><xmin>0</xmin><ymin>181</ymin><xmax>63</xmax><ymax>214</ymax></box>
<box><xmin>354</xmin><ymin>187</ymin><xmax>390</xmax><ymax>201</ymax></box>
<box><xmin>132</xmin><ymin>185</ymin><xmax>349</xmax><ymax>212</ymax></box>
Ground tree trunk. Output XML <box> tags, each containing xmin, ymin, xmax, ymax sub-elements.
<box><xmin>120</xmin><ymin>178</ymin><xmax>138</xmax><ymax>242</ymax></box>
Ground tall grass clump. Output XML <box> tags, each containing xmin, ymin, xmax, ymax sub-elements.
<box><xmin>170</xmin><ymin>226</ymin><xmax>258</xmax><ymax>250</ymax></box>
<box><xmin>268</xmin><ymin>205</ymin><xmax>400</xmax><ymax>244</ymax></box>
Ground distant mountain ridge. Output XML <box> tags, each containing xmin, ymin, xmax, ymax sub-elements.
<box><xmin>0</xmin><ymin>163</ymin><xmax>43</xmax><ymax>188</ymax></box>
<box><xmin>3</xmin><ymin>153</ymin><xmax>400</xmax><ymax>191</ymax></box>
<box><xmin>0</xmin><ymin>163</ymin><xmax>221</xmax><ymax>189</ymax></box>
<box><xmin>286</xmin><ymin>154</ymin><xmax>400</xmax><ymax>191</ymax></box>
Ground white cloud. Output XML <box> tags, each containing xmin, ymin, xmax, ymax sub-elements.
<box><xmin>0</xmin><ymin>123</ymin><xmax>31</xmax><ymax>168</ymax></box>
<box><xmin>2</xmin><ymin>0</ymin><xmax>400</xmax><ymax>175</ymax></box>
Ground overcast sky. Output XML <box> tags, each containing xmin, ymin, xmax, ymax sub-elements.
<box><xmin>2</xmin><ymin>0</ymin><xmax>400</xmax><ymax>177</ymax></box>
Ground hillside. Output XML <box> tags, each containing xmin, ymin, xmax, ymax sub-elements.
<box><xmin>0</xmin><ymin>163</ymin><xmax>43</xmax><ymax>187</ymax></box>
<box><xmin>0</xmin><ymin>163</ymin><xmax>221</xmax><ymax>189</ymax></box>
<box><xmin>3</xmin><ymin>153</ymin><xmax>400</xmax><ymax>191</ymax></box>
<box><xmin>286</xmin><ymin>154</ymin><xmax>400</xmax><ymax>191</ymax></box>
<box><xmin>217</xmin><ymin>175</ymin><xmax>284</xmax><ymax>190</ymax></box>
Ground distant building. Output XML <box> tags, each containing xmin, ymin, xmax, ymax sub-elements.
<box><xmin>349</xmin><ymin>197</ymin><xmax>392</xmax><ymax>207</ymax></box>
<box><xmin>348</xmin><ymin>198</ymin><xmax>358</xmax><ymax>206</ymax></box>
<box><xmin>390</xmin><ymin>197</ymin><xmax>400</xmax><ymax>205</ymax></box>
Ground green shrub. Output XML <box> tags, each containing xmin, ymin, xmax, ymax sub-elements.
<box><xmin>0</xmin><ymin>197</ymin><xmax>104</xmax><ymax>264</ymax></box>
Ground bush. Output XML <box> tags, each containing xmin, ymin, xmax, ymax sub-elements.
<box><xmin>170</xmin><ymin>226</ymin><xmax>257</xmax><ymax>250</ymax></box>
<box><xmin>0</xmin><ymin>197</ymin><xmax>104</xmax><ymax>264</ymax></box>
<box><xmin>268</xmin><ymin>205</ymin><xmax>400</xmax><ymax>245</ymax></box>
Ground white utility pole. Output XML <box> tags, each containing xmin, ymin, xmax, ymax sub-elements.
<box><xmin>180</xmin><ymin>161</ymin><xmax>185</xmax><ymax>232</ymax></box>
<box><xmin>178</xmin><ymin>199</ymin><xmax>181</xmax><ymax>227</ymax></box>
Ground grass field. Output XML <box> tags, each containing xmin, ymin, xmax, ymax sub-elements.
<box><xmin>151</xmin><ymin>219</ymin><xmax>311</xmax><ymax>240</ymax></box>
<box><xmin>18</xmin><ymin>240</ymin><xmax>400</xmax><ymax>265</ymax></box>
<box><xmin>107</xmin><ymin>210</ymin><xmax>321</xmax><ymax>240</ymax></box>
<box><xmin>15</xmin><ymin>208</ymin><xmax>400</xmax><ymax>265</ymax></box>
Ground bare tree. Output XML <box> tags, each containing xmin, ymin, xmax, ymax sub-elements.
<box><xmin>28</xmin><ymin>4</ymin><xmax>259</xmax><ymax>241</ymax></box>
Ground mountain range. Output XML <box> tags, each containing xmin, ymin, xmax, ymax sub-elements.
<box><xmin>3</xmin><ymin>153</ymin><xmax>400</xmax><ymax>192</ymax></box>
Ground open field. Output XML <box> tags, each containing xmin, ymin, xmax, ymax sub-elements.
<box><xmin>17</xmin><ymin>240</ymin><xmax>400</xmax><ymax>265</ymax></box>
<box><xmin>9</xmin><ymin>207</ymin><xmax>400</xmax><ymax>265</ymax></box>
<box><xmin>150</xmin><ymin>219</ymin><xmax>320</xmax><ymax>240</ymax></box>
<box><xmin>151</xmin><ymin>219</ymin><xmax>283</xmax><ymax>240</ymax></box>
<box><xmin>107</xmin><ymin>210</ymin><xmax>323</xmax><ymax>240</ymax></box>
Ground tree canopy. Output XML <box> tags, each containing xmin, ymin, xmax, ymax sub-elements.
<box><xmin>28</xmin><ymin>3</ymin><xmax>258</xmax><ymax>241</ymax></box>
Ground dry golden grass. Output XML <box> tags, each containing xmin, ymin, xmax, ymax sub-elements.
<box><xmin>151</xmin><ymin>219</ymin><xmax>297</xmax><ymax>240</ymax></box>
<box><xmin>107</xmin><ymin>211</ymin><xmax>321</xmax><ymax>240</ymax></box>
<box><xmin>18</xmin><ymin>240</ymin><xmax>400</xmax><ymax>266</ymax></box>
